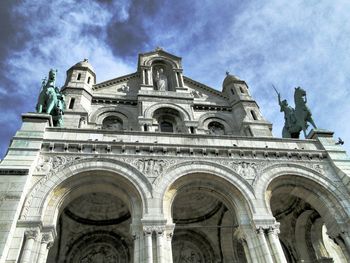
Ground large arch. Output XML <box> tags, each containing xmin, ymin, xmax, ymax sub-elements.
<box><xmin>21</xmin><ymin>158</ymin><xmax>152</xmax><ymax>226</ymax></box>
<box><xmin>255</xmin><ymin>163</ymin><xmax>350</xmax><ymax>227</ymax></box>
<box><xmin>156</xmin><ymin>160</ymin><xmax>255</xmax><ymax>224</ymax></box>
<box><xmin>257</xmin><ymin>163</ymin><xmax>350</xmax><ymax>262</ymax></box>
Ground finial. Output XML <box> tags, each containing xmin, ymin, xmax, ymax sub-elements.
<box><xmin>83</xmin><ymin>58</ymin><xmax>89</xmax><ymax>62</ymax></box>
<box><xmin>155</xmin><ymin>46</ymin><xmax>163</xmax><ymax>51</ymax></box>
<box><xmin>226</xmin><ymin>71</ymin><xmax>230</xmax><ymax>76</ymax></box>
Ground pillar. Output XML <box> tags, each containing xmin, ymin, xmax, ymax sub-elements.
<box><xmin>20</xmin><ymin>229</ymin><xmax>38</xmax><ymax>263</ymax></box>
<box><xmin>257</xmin><ymin>227</ymin><xmax>274</xmax><ymax>263</ymax></box>
<box><xmin>36</xmin><ymin>232</ymin><xmax>53</xmax><ymax>263</ymax></box>
<box><xmin>132</xmin><ymin>233</ymin><xmax>141</xmax><ymax>263</ymax></box>
<box><xmin>241</xmin><ymin>240</ymin><xmax>252</xmax><ymax>263</ymax></box>
<box><xmin>156</xmin><ymin>229</ymin><xmax>165</xmax><ymax>263</ymax></box>
<box><xmin>144</xmin><ymin>229</ymin><xmax>153</xmax><ymax>263</ymax></box>
<box><xmin>267</xmin><ymin>226</ymin><xmax>287</xmax><ymax>263</ymax></box>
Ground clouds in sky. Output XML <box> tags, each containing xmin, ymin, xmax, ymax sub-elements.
<box><xmin>0</xmin><ymin>0</ymin><xmax>349</xmax><ymax>158</ymax></box>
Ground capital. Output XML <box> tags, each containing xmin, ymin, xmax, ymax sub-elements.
<box><xmin>25</xmin><ymin>228</ymin><xmax>39</xmax><ymax>240</ymax></box>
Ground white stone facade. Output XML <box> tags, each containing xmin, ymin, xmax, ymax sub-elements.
<box><xmin>0</xmin><ymin>49</ymin><xmax>350</xmax><ymax>263</ymax></box>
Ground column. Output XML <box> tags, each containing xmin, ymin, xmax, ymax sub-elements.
<box><xmin>156</xmin><ymin>228</ymin><xmax>165</xmax><ymax>263</ymax></box>
<box><xmin>164</xmin><ymin>224</ymin><xmax>174</xmax><ymax>263</ymax></box>
<box><xmin>340</xmin><ymin>231</ymin><xmax>350</xmax><ymax>254</ymax></box>
<box><xmin>20</xmin><ymin>229</ymin><xmax>38</xmax><ymax>263</ymax></box>
<box><xmin>144</xmin><ymin>229</ymin><xmax>153</xmax><ymax>263</ymax></box>
<box><xmin>257</xmin><ymin>227</ymin><xmax>274</xmax><ymax>263</ymax></box>
<box><xmin>267</xmin><ymin>226</ymin><xmax>287</xmax><ymax>263</ymax></box>
<box><xmin>175</xmin><ymin>71</ymin><xmax>180</xmax><ymax>87</ymax></box>
<box><xmin>334</xmin><ymin>236</ymin><xmax>350</xmax><ymax>263</ymax></box>
<box><xmin>148</xmin><ymin>69</ymin><xmax>153</xmax><ymax>86</ymax></box>
<box><xmin>241</xmin><ymin>240</ymin><xmax>252</xmax><ymax>263</ymax></box>
<box><xmin>36</xmin><ymin>233</ymin><xmax>53</xmax><ymax>263</ymax></box>
<box><xmin>132</xmin><ymin>233</ymin><xmax>140</xmax><ymax>263</ymax></box>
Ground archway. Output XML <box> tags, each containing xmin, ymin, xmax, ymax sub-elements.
<box><xmin>164</xmin><ymin>172</ymin><xmax>253</xmax><ymax>262</ymax></box>
<box><xmin>267</xmin><ymin>175</ymin><xmax>349</xmax><ymax>263</ymax></box>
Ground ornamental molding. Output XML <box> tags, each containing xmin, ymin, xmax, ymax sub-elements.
<box><xmin>24</xmin><ymin>154</ymin><xmax>330</xmax><ymax>219</ymax></box>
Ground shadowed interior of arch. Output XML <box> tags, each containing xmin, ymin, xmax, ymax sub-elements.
<box><xmin>268</xmin><ymin>175</ymin><xmax>348</xmax><ymax>263</ymax></box>
<box><xmin>41</xmin><ymin>170</ymin><xmax>145</xmax><ymax>263</ymax></box>
<box><xmin>167</xmin><ymin>173</ymin><xmax>250</xmax><ymax>263</ymax></box>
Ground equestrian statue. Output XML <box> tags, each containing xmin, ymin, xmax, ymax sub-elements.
<box><xmin>36</xmin><ymin>69</ymin><xmax>65</xmax><ymax>127</ymax></box>
<box><xmin>274</xmin><ymin>86</ymin><xmax>317</xmax><ymax>138</ymax></box>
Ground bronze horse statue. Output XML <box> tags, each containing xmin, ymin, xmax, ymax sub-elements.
<box><xmin>36</xmin><ymin>69</ymin><xmax>65</xmax><ymax>127</ymax></box>
<box><xmin>275</xmin><ymin>86</ymin><xmax>317</xmax><ymax>138</ymax></box>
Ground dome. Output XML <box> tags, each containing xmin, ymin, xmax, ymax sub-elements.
<box><xmin>71</xmin><ymin>58</ymin><xmax>95</xmax><ymax>72</ymax></box>
<box><xmin>222</xmin><ymin>72</ymin><xmax>241</xmax><ymax>87</ymax></box>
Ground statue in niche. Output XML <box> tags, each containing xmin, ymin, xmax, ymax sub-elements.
<box><xmin>273</xmin><ymin>85</ymin><xmax>317</xmax><ymax>138</ymax></box>
<box><xmin>102</xmin><ymin>117</ymin><xmax>123</xmax><ymax>130</ymax></box>
<box><xmin>154</xmin><ymin>68</ymin><xmax>168</xmax><ymax>91</ymax></box>
<box><xmin>208</xmin><ymin>121</ymin><xmax>225</xmax><ymax>135</ymax></box>
<box><xmin>36</xmin><ymin>69</ymin><xmax>65</xmax><ymax>127</ymax></box>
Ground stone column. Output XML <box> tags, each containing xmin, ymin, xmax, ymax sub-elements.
<box><xmin>267</xmin><ymin>226</ymin><xmax>287</xmax><ymax>263</ymax></box>
<box><xmin>256</xmin><ymin>227</ymin><xmax>274</xmax><ymax>263</ymax></box>
<box><xmin>20</xmin><ymin>229</ymin><xmax>39</xmax><ymax>263</ymax></box>
<box><xmin>36</xmin><ymin>232</ymin><xmax>53</xmax><ymax>263</ymax></box>
<box><xmin>148</xmin><ymin>69</ymin><xmax>153</xmax><ymax>86</ymax></box>
<box><xmin>333</xmin><ymin>235</ymin><xmax>350</xmax><ymax>262</ymax></box>
<box><xmin>156</xmin><ymin>228</ymin><xmax>165</xmax><ymax>263</ymax></box>
<box><xmin>241</xmin><ymin>240</ymin><xmax>252</xmax><ymax>263</ymax></box>
<box><xmin>132</xmin><ymin>233</ymin><xmax>140</xmax><ymax>263</ymax></box>
<box><xmin>144</xmin><ymin>229</ymin><xmax>153</xmax><ymax>263</ymax></box>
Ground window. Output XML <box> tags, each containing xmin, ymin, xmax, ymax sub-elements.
<box><xmin>231</xmin><ymin>89</ymin><xmax>235</xmax><ymax>95</ymax></box>
<box><xmin>68</xmin><ymin>98</ymin><xmax>75</xmax><ymax>109</ymax></box>
<box><xmin>239</xmin><ymin>86</ymin><xmax>245</xmax><ymax>94</ymax></box>
<box><xmin>87</xmin><ymin>76</ymin><xmax>91</xmax><ymax>84</ymax></box>
<box><xmin>251</xmin><ymin>110</ymin><xmax>258</xmax><ymax>120</ymax></box>
<box><xmin>77</xmin><ymin>73</ymin><xmax>81</xmax><ymax>81</ymax></box>
<box><xmin>160</xmin><ymin>121</ymin><xmax>174</xmax><ymax>133</ymax></box>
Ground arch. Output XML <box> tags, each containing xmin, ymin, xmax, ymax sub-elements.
<box><xmin>197</xmin><ymin>112</ymin><xmax>237</xmax><ymax>134</ymax></box>
<box><xmin>22</xmin><ymin>158</ymin><xmax>152</xmax><ymax>226</ymax></box>
<box><xmin>144</xmin><ymin>56</ymin><xmax>179</xmax><ymax>69</ymax></box>
<box><xmin>89</xmin><ymin>106</ymin><xmax>134</xmax><ymax>128</ymax></box>
<box><xmin>256</xmin><ymin>163</ymin><xmax>350</xmax><ymax>234</ymax></box>
<box><xmin>156</xmin><ymin>160</ymin><xmax>255</xmax><ymax>224</ymax></box>
<box><xmin>144</xmin><ymin>103</ymin><xmax>192</xmax><ymax>121</ymax></box>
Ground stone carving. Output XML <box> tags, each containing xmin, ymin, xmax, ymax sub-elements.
<box><xmin>133</xmin><ymin>158</ymin><xmax>176</xmax><ymax>177</ymax></box>
<box><xmin>36</xmin><ymin>69</ymin><xmax>66</xmax><ymax>127</ymax></box>
<box><xmin>25</xmin><ymin>228</ymin><xmax>39</xmax><ymax>239</ymax></box>
<box><xmin>154</xmin><ymin>68</ymin><xmax>168</xmax><ymax>91</ymax></box>
<box><xmin>22</xmin><ymin>155</ymin><xmax>85</xmax><ymax>219</ymax></box>
<box><xmin>143</xmin><ymin>225</ymin><xmax>165</xmax><ymax>234</ymax></box>
<box><xmin>274</xmin><ymin>86</ymin><xmax>317</xmax><ymax>138</ymax></box>
<box><xmin>208</xmin><ymin>121</ymin><xmax>225</xmax><ymax>135</ymax></box>
<box><xmin>79</xmin><ymin>246</ymin><xmax>117</xmax><ymax>263</ymax></box>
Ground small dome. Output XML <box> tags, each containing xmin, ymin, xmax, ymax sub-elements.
<box><xmin>222</xmin><ymin>72</ymin><xmax>241</xmax><ymax>87</ymax></box>
<box><xmin>72</xmin><ymin>58</ymin><xmax>95</xmax><ymax>72</ymax></box>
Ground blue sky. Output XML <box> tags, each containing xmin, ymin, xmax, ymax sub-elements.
<box><xmin>0</xmin><ymin>0</ymin><xmax>349</xmax><ymax>158</ymax></box>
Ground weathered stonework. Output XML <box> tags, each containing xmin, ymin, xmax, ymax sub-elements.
<box><xmin>1</xmin><ymin>49</ymin><xmax>350</xmax><ymax>263</ymax></box>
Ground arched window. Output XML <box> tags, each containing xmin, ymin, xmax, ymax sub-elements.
<box><xmin>239</xmin><ymin>86</ymin><xmax>245</xmax><ymax>94</ymax></box>
<box><xmin>208</xmin><ymin>121</ymin><xmax>225</xmax><ymax>135</ymax></box>
<box><xmin>77</xmin><ymin>73</ymin><xmax>81</xmax><ymax>81</ymax></box>
<box><xmin>102</xmin><ymin>116</ymin><xmax>123</xmax><ymax>130</ymax></box>
<box><xmin>160</xmin><ymin>121</ymin><xmax>174</xmax><ymax>133</ymax></box>
<box><xmin>87</xmin><ymin>76</ymin><xmax>91</xmax><ymax>84</ymax></box>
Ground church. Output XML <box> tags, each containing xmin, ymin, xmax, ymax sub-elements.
<box><xmin>0</xmin><ymin>48</ymin><xmax>349</xmax><ymax>262</ymax></box>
